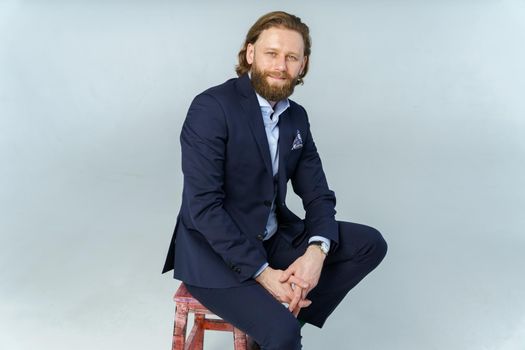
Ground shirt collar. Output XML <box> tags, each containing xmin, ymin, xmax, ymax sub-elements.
<box><xmin>248</xmin><ymin>72</ymin><xmax>291</xmax><ymax>117</ymax></box>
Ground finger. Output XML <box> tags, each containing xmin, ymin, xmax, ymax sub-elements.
<box><xmin>287</xmin><ymin>275</ymin><xmax>309</xmax><ymax>290</ymax></box>
<box><xmin>282</xmin><ymin>284</ymin><xmax>295</xmax><ymax>303</ymax></box>
<box><xmin>298</xmin><ymin>299</ymin><xmax>312</xmax><ymax>308</ymax></box>
<box><xmin>279</xmin><ymin>268</ymin><xmax>294</xmax><ymax>283</ymax></box>
<box><xmin>292</xmin><ymin>299</ymin><xmax>303</xmax><ymax>317</ymax></box>
<box><xmin>288</xmin><ymin>286</ymin><xmax>303</xmax><ymax>311</ymax></box>
<box><xmin>288</xmin><ymin>286</ymin><xmax>302</xmax><ymax>312</ymax></box>
<box><xmin>292</xmin><ymin>299</ymin><xmax>310</xmax><ymax>317</ymax></box>
<box><xmin>292</xmin><ymin>305</ymin><xmax>301</xmax><ymax>317</ymax></box>
<box><xmin>301</xmin><ymin>288</ymin><xmax>309</xmax><ymax>300</ymax></box>
<box><xmin>288</xmin><ymin>275</ymin><xmax>308</xmax><ymax>289</ymax></box>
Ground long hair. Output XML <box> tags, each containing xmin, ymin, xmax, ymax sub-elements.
<box><xmin>235</xmin><ymin>11</ymin><xmax>311</xmax><ymax>85</ymax></box>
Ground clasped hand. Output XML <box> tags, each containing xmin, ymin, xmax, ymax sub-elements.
<box><xmin>255</xmin><ymin>246</ymin><xmax>326</xmax><ymax>317</ymax></box>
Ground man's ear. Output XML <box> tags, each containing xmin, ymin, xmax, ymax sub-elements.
<box><xmin>246</xmin><ymin>43</ymin><xmax>255</xmax><ymax>65</ymax></box>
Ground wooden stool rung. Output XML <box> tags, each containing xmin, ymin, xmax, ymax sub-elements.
<box><xmin>172</xmin><ymin>283</ymin><xmax>248</xmax><ymax>350</ymax></box>
<box><xmin>202</xmin><ymin>318</ymin><xmax>234</xmax><ymax>332</ymax></box>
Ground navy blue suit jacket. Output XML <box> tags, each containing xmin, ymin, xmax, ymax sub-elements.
<box><xmin>162</xmin><ymin>74</ymin><xmax>338</xmax><ymax>288</ymax></box>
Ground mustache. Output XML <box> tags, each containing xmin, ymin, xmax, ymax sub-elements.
<box><xmin>265</xmin><ymin>71</ymin><xmax>292</xmax><ymax>80</ymax></box>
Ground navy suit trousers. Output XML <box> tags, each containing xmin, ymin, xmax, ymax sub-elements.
<box><xmin>185</xmin><ymin>221</ymin><xmax>387</xmax><ymax>350</ymax></box>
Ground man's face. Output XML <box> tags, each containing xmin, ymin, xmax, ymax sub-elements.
<box><xmin>246</xmin><ymin>27</ymin><xmax>307</xmax><ymax>102</ymax></box>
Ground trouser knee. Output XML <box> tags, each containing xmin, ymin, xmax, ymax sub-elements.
<box><xmin>368</xmin><ymin>227</ymin><xmax>388</xmax><ymax>267</ymax></box>
<box><xmin>261</xmin><ymin>318</ymin><xmax>301</xmax><ymax>350</ymax></box>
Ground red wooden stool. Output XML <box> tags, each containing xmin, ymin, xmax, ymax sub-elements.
<box><xmin>172</xmin><ymin>283</ymin><xmax>249</xmax><ymax>350</ymax></box>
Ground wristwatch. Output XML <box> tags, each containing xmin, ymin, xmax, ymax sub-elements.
<box><xmin>309</xmin><ymin>240</ymin><xmax>329</xmax><ymax>256</ymax></box>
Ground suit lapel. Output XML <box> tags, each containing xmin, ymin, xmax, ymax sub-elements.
<box><xmin>277</xmin><ymin>108</ymin><xmax>293</xmax><ymax>199</ymax></box>
<box><xmin>278</xmin><ymin>108</ymin><xmax>293</xmax><ymax>170</ymax></box>
<box><xmin>237</xmin><ymin>75</ymin><xmax>273</xmax><ymax>176</ymax></box>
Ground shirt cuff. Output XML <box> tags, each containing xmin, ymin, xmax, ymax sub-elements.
<box><xmin>308</xmin><ymin>236</ymin><xmax>331</xmax><ymax>251</ymax></box>
<box><xmin>253</xmin><ymin>262</ymin><xmax>269</xmax><ymax>278</ymax></box>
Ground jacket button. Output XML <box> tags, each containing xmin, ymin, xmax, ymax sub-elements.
<box><xmin>257</xmin><ymin>234</ymin><xmax>264</xmax><ymax>241</ymax></box>
<box><xmin>235</xmin><ymin>267</ymin><xmax>241</xmax><ymax>273</ymax></box>
<box><xmin>263</xmin><ymin>200</ymin><xmax>272</xmax><ymax>207</ymax></box>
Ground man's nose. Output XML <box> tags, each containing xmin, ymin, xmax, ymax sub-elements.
<box><xmin>273</xmin><ymin>55</ymin><xmax>287</xmax><ymax>71</ymax></box>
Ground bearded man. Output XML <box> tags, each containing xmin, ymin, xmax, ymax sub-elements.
<box><xmin>162</xmin><ymin>11</ymin><xmax>387</xmax><ymax>350</ymax></box>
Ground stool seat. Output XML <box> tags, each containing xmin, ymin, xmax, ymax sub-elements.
<box><xmin>172</xmin><ymin>283</ymin><xmax>249</xmax><ymax>350</ymax></box>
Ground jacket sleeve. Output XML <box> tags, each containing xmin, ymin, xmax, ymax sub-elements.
<box><xmin>180</xmin><ymin>92</ymin><xmax>267</xmax><ymax>282</ymax></box>
<box><xmin>291</xmin><ymin>108</ymin><xmax>339</xmax><ymax>249</ymax></box>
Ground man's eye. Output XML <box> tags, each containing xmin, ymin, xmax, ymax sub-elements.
<box><xmin>287</xmin><ymin>56</ymin><xmax>297</xmax><ymax>61</ymax></box>
<box><xmin>267</xmin><ymin>52</ymin><xmax>277</xmax><ymax>57</ymax></box>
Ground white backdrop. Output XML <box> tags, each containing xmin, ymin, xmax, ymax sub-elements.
<box><xmin>1</xmin><ymin>1</ymin><xmax>524</xmax><ymax>349</ymax></box>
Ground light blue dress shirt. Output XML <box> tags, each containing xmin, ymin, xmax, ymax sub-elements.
<box><xmin>253</xmin><ymin>93</ymin><xmax>331</xmax><ymax>278</ymax></box>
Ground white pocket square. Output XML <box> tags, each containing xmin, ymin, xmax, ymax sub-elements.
<box><xmin>291</xmin><ymin>129</ymin><xmax>303</xmax><ymax>150</ymax></box>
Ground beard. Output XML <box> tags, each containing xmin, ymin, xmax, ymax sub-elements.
<box><xmin>250</xmin><ymin>64</ymin><xmax>299</xmax><ymax>102</ymax></box>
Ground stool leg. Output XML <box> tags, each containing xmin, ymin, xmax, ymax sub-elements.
<box><xmin>233</xmin><ymin>327</ymin><xmax>247</xmax><ymax>350</ymax></box>
<box><xmin>173</xmin><ymin>302</ymin><xmax>188</xmax><ymax>350</ymax></box>
<box><xmin>186</xmin><ymin>313</ymin><xmax>205</xmax><ymax>350</ymax></box>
